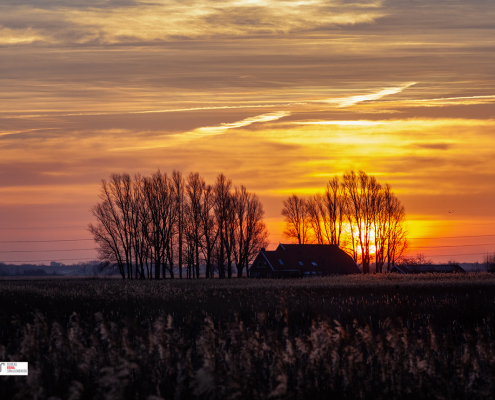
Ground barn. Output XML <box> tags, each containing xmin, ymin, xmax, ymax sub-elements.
<box><xmin>249</xmin><ymin>243</ymin><xmax>361</xmax><ymax>278</ymax></box>
<box><xmin>390</xmin><ymin>264</ymin><xmax>466</xmax><ymax>274</ymax></box>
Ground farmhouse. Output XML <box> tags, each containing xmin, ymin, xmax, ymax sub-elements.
<box><xmin>390</xmin><ymin>264</ymin><xmax>466</xmax><ymax>274</ymax></box>
<box><xmin>249</xmin><ymin>243</ymin><xmax>361</xmax><ymax>278</ymax></box>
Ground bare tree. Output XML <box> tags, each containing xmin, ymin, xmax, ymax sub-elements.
<box><xmin>186</xmin><ymin>172</ymin><xmax>206</xmax><ymax>279</ymax></box>
<box><xmin>342</xmin><ymin>195</ymin><xmax>360</xmax><ymax>264</ymax></box>
<box><xmin>88</xmin><ymin>174</ymin><xmax>135</xmax><ymax>279</ymax></box>
<box><xmin>240</xmin><ymin>191</ymin><xmax>269</xmax><ymax>277</ymax></box>
<box><xmin>214</xmin><ymin>173</ymin><xmax>232</xmax><ymax>279</ymax></box>
<box><xmin>372</xmin><ymin>185</ymin><xmax>388</xmax><ymax>273</ymax></box>
<box><xmin>384</xmin><ymin>187</ymin><xmax>408</xmax><ymax>271</ymax></box>
<box><xmin>224</xmin><ymin>190</ymin><xmax>237</xmax><ymax>278</ymax></box>
<box><xmin>200</xmin><ymin>183</ymin><xmax>218</xmax><ymax>278</ymax></box>
<box><xmin>306</xmin><ymin>196</ymin><xmax>325</xmax><ymax>244</ymax></box>
<box><xmin>172</xmin><ymin>170</ymin><xmax>185</xmax><ymax>279</ymax></box>
<box><xmin>129</xmin><ymin>174</ymin><xmax>146</xmax><ymax>279</ymax></box>
<box><xmin>282</xmin><ymin>194</ymin><xmax>312</xmax><ymax>244</ymax></box>
<box><xmin>322</xmin><ymin>177</ymin><xmax>346</xmax><ymax>246</ymax></box>
<box><xmin>89</xmin><ymin>201</ymin><xmax>126</xmax><ymax>279</ymax></box>
<box><xmin>342</xmin><ymin>171</ymin><xmax>382</xmax><ymax>273</ymax></box>
<box><xmin>142</xmin><ymin>171</ymin><xmax>176</xmax><ymax>279</ymax></box>
<box><xmin>233</xmin><ymin>187</ymin><xmax>269</xmax><ymax>277</ymax></box>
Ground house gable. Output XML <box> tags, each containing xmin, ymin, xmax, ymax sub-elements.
<box><xmin>249</xmin><ymin>250</ymin><xmax>275</xmax><ymax>278</ymax></box>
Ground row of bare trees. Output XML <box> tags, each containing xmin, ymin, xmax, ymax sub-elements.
<box><xmin>89</xmin><ymin>171</ymin><xmax>269</xmax><ymax>279</ymax></box>
<box><xmin>282</xmin><ymin>171</ymin><xmax>408</xmax><ymax>273</ymax></box>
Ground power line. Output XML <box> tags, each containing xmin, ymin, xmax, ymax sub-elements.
<box><xmin>0</xmin><ymin>257</ymin><xmax>98</xmax><ymax>263</ymax></box>
<box><xmin>407</xmin><ymin>252</ymin><xmax>492</xmax><ymax>258</ymax></box>
<box><xmin>421</xmin><ymin>222</ymin><xmax>495</xmax><ymax>228</ymax></box>
<box><xmin>410</xmin><ymin>243</ymin><xmax>495</xmax><ymax>249</ymax></box>
<box><xmin>266</xmin><ymin>241</ymin><xmax>495</xmax><ymax>248</ymax></box>
<box><xmin>0</xmin><ymin>238</ymin><xmax>93</xmax><ymax>244</ymax></box>
<box><xmin>409</xmin><ymin>234</ymin><xmax>495</xmax><ymax>240</ymax></box>
<box><xmin>0</xmin><ymin>248</ymin><xmax>95</xmax><ymax>254</ymax></box>
<box><xmin>6</xmin><ymin>235</ymin><xmax>493</xmax><ymax>244</ymax></box>
<box><xmin>270</xmin><ymin>234</ymin><xmax>495</xmax><ymax>240</ymax></box>
<box><xmin>0</xmin><ymin>226</ymin><xmax>87</xmax><ymax>230</ymax></box>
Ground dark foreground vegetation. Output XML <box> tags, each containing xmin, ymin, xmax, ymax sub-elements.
<box><xmin>1</xmin><ymin>274</ymin><xmax>495</xmax><ymax>399</ymax></box>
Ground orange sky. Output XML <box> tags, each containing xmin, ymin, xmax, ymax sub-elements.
<box><xmin>1</xmin><ymin>0</ymin><xmax>495</xmax><ymax>264</ymax></box>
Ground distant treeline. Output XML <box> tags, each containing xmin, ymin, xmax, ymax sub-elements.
<box><xmin>0</xmin><ymin>262</ymin><xmax>100</xmax><ymax>276</ymax></box>
<box><xmin>88</xmin><ymin>171</ymin><xmax>269</xmax><ymax>280</ymax></box>
<box><xmin>0</xmin><ymin>268</ymin><xmax>57</xmax><ymax>277</ymax></box>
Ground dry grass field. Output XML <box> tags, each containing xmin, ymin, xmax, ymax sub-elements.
<box><xmin>1</xmin><ymin>274</ymin><xmax>495</xmax><ymax>399</ymax></box>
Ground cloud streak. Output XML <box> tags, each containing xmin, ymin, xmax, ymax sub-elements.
<box><xmin>378</xmin><ymin>94</ymin><xmax>495</xmax><ymax>108</ymax></box>
<box><xmin>322</xmin><ymin>82</ymin><xmax>417</xmax><ymax>107</ymax></box>
<box><xmin>0</xmin><ymin>26</ymin><xmax>45</xmax><ymax>44</ymax></box>
<box><xmin>191</xmin><ymin>111</ymin><xmax>291</xmax><ymax>136</ymax></box>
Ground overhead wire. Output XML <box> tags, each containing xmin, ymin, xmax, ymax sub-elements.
<box><xmin>409</xmin><ymin>243</ymin><xmax>495</xmax><ymax>249</ymax></box>
<box><xmin>409</xmin><ymin>234</ymin><xmax>495</xmax><ymax>240</ymax></box>
<box><xmin>0</xmin><ymin>239</ymin><xmax>93</xmax><ymax>244</ymax></box>
<box><xmin>266</xmin><ymin>242</ymin><xmax>495</xmax><ymax>249</ymax></box>
<box><xmin>0</xmin><ymin>257</ymin><xmax>97</xmax><ymax>263</ymax></box>
<box><xmin>0</xmin><ymin>233</ymin><xmax>494</xmax><ymax>243</ymax></box>
<box><xmin>0</xmin><ymin>226</ymin><xmax>88</xmax><ymax>230</ymax></box>
<box><xmin>0</xmin><ymin>248</ymin><xmax>95</xmax><ymax>253</ymax></box>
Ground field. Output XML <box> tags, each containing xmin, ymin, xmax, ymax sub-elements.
<box><xmin>1</xmin><ymin>274</ymin><xmax>495</xmax><ymax>399</ymax></box>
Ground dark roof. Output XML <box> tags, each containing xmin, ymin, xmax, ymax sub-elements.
<box><xmin>391</xmin><ymin>264</ymin><xmax>466</xmax><ymax>274</ymax></box>
<box><xmin>255</xmin><ymin>244</ymin><xmax>361</xmax><ymax>275</ymax></box>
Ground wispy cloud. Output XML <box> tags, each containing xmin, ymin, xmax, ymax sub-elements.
<box><xmin>322</xmin><ymin>82</ymin><xmax>417</xmax><ymax>107</ymax></box>
<box><xmin>190</xmin><ymin>111</ymin><xmax>291</xmax><ymax>136</ymax></box>
<box><xmin>0</xmin><ymin>26</ymin><xmax>46</xmax><ymax>44</ymax></box>
<box><xmin>380</xmin><ymin>94</ymin><xmax>495</xmax><ymax>108</ymax></box>
<box><xmin>294</xmin><ymin>120</ymin><xmax>386</xmax><ymax>126</ymax></box>
<box><xmin>0</xmin><ymin>0</ymin><xmax>386</xmax><ymax>45</ymax></box>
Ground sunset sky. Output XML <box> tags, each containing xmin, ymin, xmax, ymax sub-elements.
<box><xmin>1</xmin><ymin>0</ymin><xmax>495</xmax><ymax>264</ymax></box>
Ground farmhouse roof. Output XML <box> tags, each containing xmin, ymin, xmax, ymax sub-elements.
<box><xmin>256</xmin><ymin>243</ymin><xmax>361</xmax><ymax>275</ymax></box>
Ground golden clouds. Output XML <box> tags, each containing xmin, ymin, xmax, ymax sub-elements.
<box><xmin>65</xmin><ymin>0</ymin><xmax>385</xmax><ymax>43</ymax></box>
<box><xmin>0</xmin><ymin>26</ymin><xmax>45</xmax><ymax>44</ymax></box>
<box><xmin>0</xmin><ymin>0</ymin><xmax>386</xmax><ymax>45</ymax></box>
